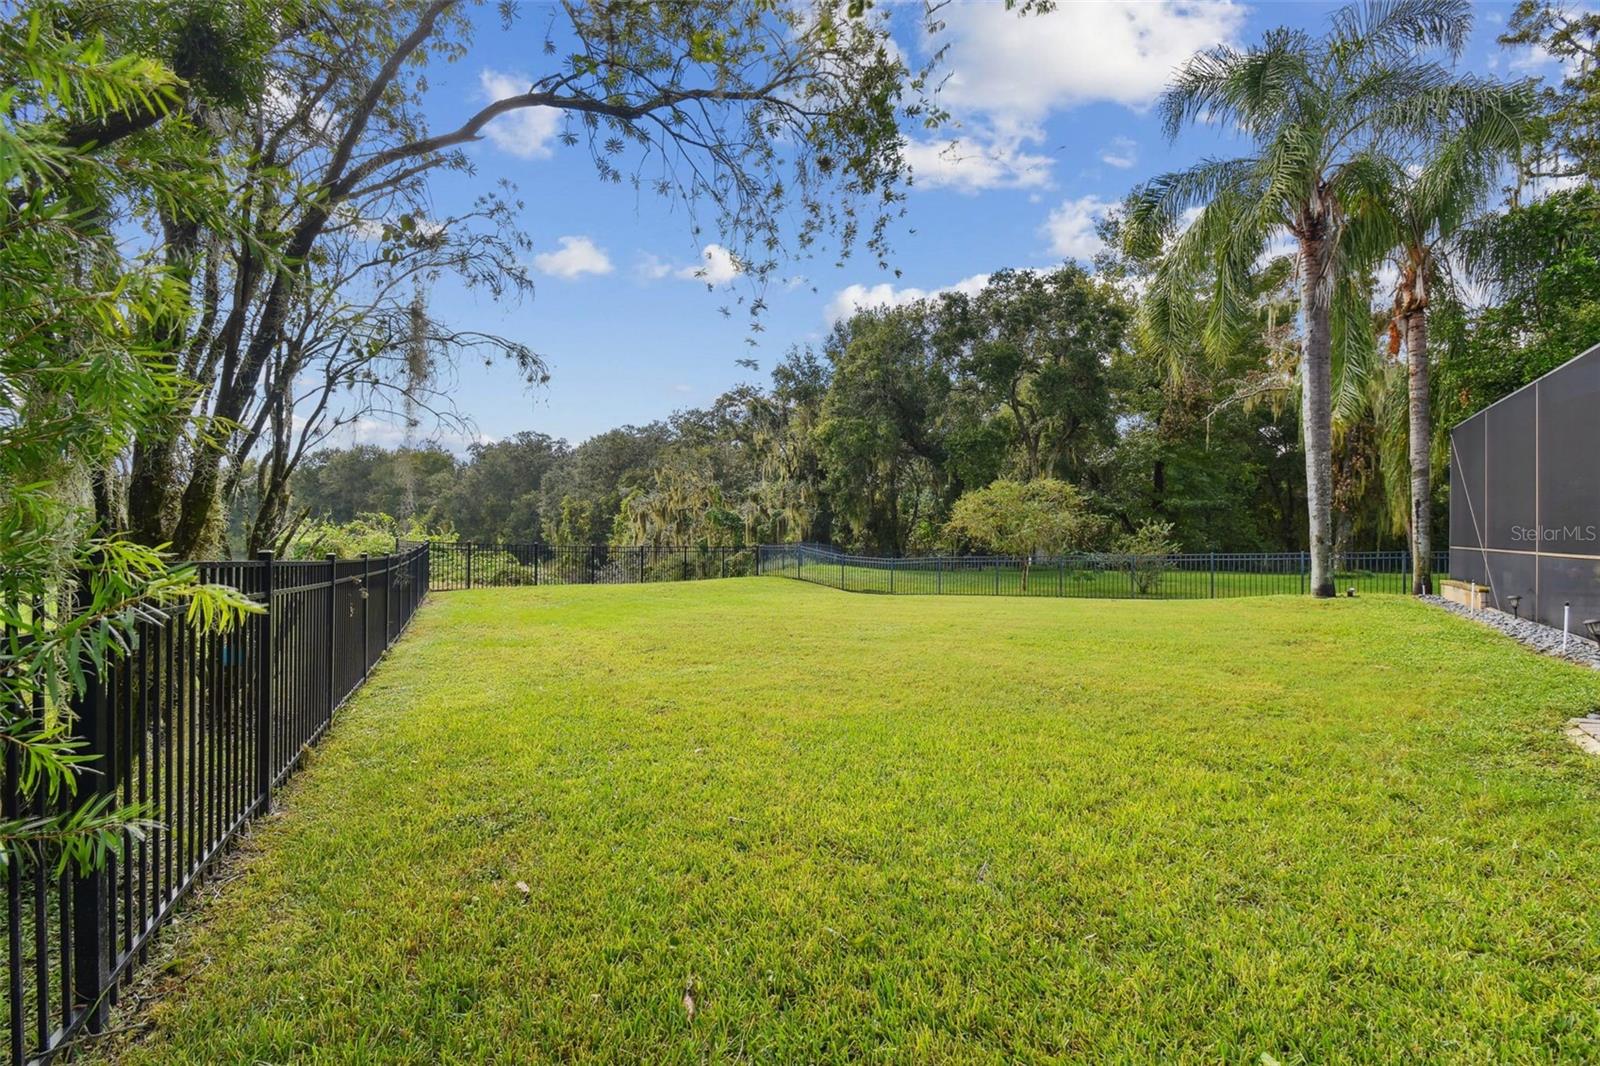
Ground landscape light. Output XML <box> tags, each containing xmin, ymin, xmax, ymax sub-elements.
<box><xmin>1346</xmin><ymin>587</ymin><xmax>1355</xmax><ymax>598</ymax></box>
<box><xmin>1508</xmin><ymin>595</ymin><xmax>1521</xmax><ymax>619</ymax></box>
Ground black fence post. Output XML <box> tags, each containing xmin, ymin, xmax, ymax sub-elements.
<box><xmin>326</xmin><ymin>553</ymin><xmax>337</xmax><ymax>717</ymax></box>
<box><xmin>255</xmin><ymin>550</ymin><xmax>275</xmax><ymax>810</ymax></box>
<box><xmin>465</xmin><ymin>542</ymin><xmax>474</xmax><ymax>590</ymax></box>
<box><xmin>1210</xmin><ymin>551</ymin><xmax>1217</xmax><ymax>599</ymax></box>
<box><xmin>385</xmin><ymin>553</ymin><xmax>393</xmax><ymax>646</ymax></box>
<box><xmin>4</xmin><ymin>703</ymin><xmax>19</xmax><ymax>1065</ymax></box>
<box><xmin>360</xmin><ymin>554</ymin><xmax>371</xmax><ymax>679</ymax></box>
<box><xmin>69</xmin><ymin>587</ymin><xmax>112</xmax><ymax>1034</ymax></box>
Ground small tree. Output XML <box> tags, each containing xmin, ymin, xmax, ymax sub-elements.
<box><xmin>1115</xmin><ymin>520</ymin><xmax>1180</xmax><ymax>594</ymax></box>
<box><xmin>945</xmin><ymin>479</ymin><xmax>1101</xmax><ymax>590</ymax></box>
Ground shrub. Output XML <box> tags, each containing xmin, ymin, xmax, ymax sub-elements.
<box><xmin>1115</xmin><ymin>520</ymin><xmax>1180</xmax><ymax>594</ymax></box>
<box><xmin>285</xmin><ymin>513</ymin><xmax>452</xmax><ymax>559</ymax></box>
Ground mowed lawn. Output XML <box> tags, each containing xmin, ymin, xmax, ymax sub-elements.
<box><xmin>99</xmin><ymin>580</ymin><xmax>1600</xmax><ymax>1063</ymax></box>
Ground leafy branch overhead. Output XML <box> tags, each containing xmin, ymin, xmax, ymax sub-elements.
<box><xmin>0</xmin><ymin>12</ymin><xmax>260</xmax><ymax>873</ymax></box>
<box><xmin>68</xmin><ymin>0</ymin><xmax>940</xmax><ymax>561</ymax></box>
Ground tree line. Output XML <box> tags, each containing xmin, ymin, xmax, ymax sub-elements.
<box><xmin>276</xmin><ymin>262</ymin><xmax>1305</xmax><ymax>556</ymax></box>
<box><xmin>280</xmin><ymin>1</ymin><xmax>1600</xmax><ymax>594</ymax></box>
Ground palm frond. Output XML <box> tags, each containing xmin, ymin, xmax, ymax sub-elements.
<box><xmin>1158</xmin><ymin>31</ymin><xmax>1312</xmax><ymax>142</ymax></box>
<box><xmin>1125</xmin><ymin>156</ymin><xmax>1258</xmax><ymax>243</ymax></box>
<box><xmin>1202</xmin><ymin>196</ymin><xmax>1279</xmax><ymax>361</ymax></box>
<box><xmin>1329</xmin><ymin>265</ymin><xmax>1383</xmax><ymax>426</ymax></box>
<box><xmin>1331</xmin><ymin>0</ymin><xmax>1472</xmax><ymax>63</ymax></box>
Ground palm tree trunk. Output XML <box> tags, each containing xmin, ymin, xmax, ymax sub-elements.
<box><xmin>1300</xmin><ymin>235</ymin><xmax>1336</xmax><ymax>597</ymax></box>
<box><xmin>1405</xmin><ymin>307</ymin><xmax>1432</xmax><ymax>595</ymax></box>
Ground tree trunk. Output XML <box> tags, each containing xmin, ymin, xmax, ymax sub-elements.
<box><xmin>128</xmin><ymin>433</ymin><xmax>178</xmax><ymax>546</ymax></box>
<box><xmin>1405</xmin><ymin>307</ymin><xmax>1432</xmax><ymax>596</ymax></box>
<box><xmin>1299</xmin><ymin>234</ymin><xmax>1336</xmax><ymax>597</ymax></box>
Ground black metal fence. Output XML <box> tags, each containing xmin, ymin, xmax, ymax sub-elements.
<box><xmin>758</xmin><ymin>544</ymin><xmax>1451</xmax><ymax>599</ymax></box>
<box><xmin>0</xmin><ymin>545</ymin><xmax>428</xmax><ymax>1064</ymax></box>
<box><xmin>420</xmin><ymin>542</ymin><xmax>755</xmax><ymax>590</ymax></box>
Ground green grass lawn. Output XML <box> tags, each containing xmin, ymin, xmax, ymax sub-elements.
<box><xmin>97</xmin><ymin>580</ymin><xmax>1600</xmax><ymax>1063</ymax></box>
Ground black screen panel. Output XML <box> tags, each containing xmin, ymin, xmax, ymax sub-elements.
<box><xmin>1450</xmin><ymin>415</ymin><xmax>1485</xmax><ymax>551</ymax></box>
<box><xmin>1538</xmin><ymin>555</ymin><xmax>1600</xmax><ymax>636</ymax></box>
<box><xmin>1537</xmin><ymin>352</ymin><xmax>1600</xmax><ymax>557</ymax></box>
<box><xmin>1449</xmin><ymin>344</ymin><xmax>1600</xmax><ymax>632</ymax></box>
<box><xmin>1484</xmin><ymin>550</ymin><xmax>1537</xmax><ymax>617</ymax></box>
<box><xmin>1485</xmin><ymin>385</ymin><xmax>1538</xmax><ymax>551</ymax></box>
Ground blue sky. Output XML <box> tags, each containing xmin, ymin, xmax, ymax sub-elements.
<box><xmin>360</xmin><ymin>0</ymin><xmax>1543</xmax><ymax>451</ymax></box>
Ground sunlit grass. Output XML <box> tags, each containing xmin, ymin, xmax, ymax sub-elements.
<box><xmin>98</xmin><ymin>580</ymin><xmax>1600</xmax><ymax>1063</ymax></box>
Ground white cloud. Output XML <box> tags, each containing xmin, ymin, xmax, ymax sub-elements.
<box><xmin>671</xmin><ymin>383</ymin><xmax>693</xmax><ymax>393</ymax></box>
<box><xmin>933</xmin><ymin>1</ymin><xmax>1247</xmax><ymax>121</ymax></box>
<box><xmin>478</xmin><ymin>69</ymin><xmax>560</xmax><ymax>159</ymax></box>
<box><xmin>1100</xmin><ymin>136</ymin><xmax>1138</xmax><ymax>169</ymax></box>
<box><xmin>532</xmin><ymin>235</ymin><xmax>613</xmax><ymax>278</ymax></box>
<box><xmin>1044</xmin><ymin>195</ymin><xmax>1117</xmax><ymax>261</ymax></box>
<box><xmin>677</xmin><ymin>243</ymin><xmax>740</xmax><ymax>284</ymax></box>
<box><xmin>883</xmin><ymin>4</ymin><xmax>1241</xmax><ymax>201</ymax></box>
<box><xmin>342</xmin><ymin>418</ymin><xmax>489</xmax><ymax>454</ymax></box>
<box><xmin>1527</xmin><ymin>171</ymin><xmax>1588</xmax><ymax>199</ymax></box>
<box><xmin>825</xmin><ymin>272</ymin><xmax>991</xmax><ymax>324</ymax></box>
<box><xmin>637</xmin><ymin>253</ymin><xmax>674</xmax><ymax>280</ymax></box>
<box><xmin>904</xmin><ymin>135</ymin><xmax>1053</xmax><ymax>193</ymax></box>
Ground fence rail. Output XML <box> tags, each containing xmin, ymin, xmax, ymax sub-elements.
<box><xmin>418</xmin><ymin>542</ymin><xmax>755</xmax><ymax>590</ymax></box>
<box><xmin>0</xmin><ymin>545</ymin><xmax>429</xmax><ymax>1065</ymax></box>
<box><xmin>758</xmin><ymin>544</ymin><xmax>1452</xmax><ymax>599</ymax></box>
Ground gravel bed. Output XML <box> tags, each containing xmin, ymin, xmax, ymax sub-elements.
<box><xmin>1423</xmin><ymin>595</ymin><xmax>1600</xmax><ymax>669</ymax></box>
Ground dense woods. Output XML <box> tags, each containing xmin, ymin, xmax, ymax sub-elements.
<box><xmin>274</xmin><ymin>261</ymin><xmax>1313</xmax><ymax>555</ymax></box>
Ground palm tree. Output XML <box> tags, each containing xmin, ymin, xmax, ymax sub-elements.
<box><xmin>1129</xmin><ymin>0</ymin><xmax>1477</xmax><ymax>596</ymax></box>
<box><xmin>1345</xmin><ymin>90</ymin><xmax>1530</xmax><ymax>594</ymax></box>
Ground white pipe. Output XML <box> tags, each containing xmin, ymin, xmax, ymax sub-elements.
<box><xmin>1564</xmin><ymin>602</ymin><xmax>1572</xmax><ymax>652</ymax></box>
